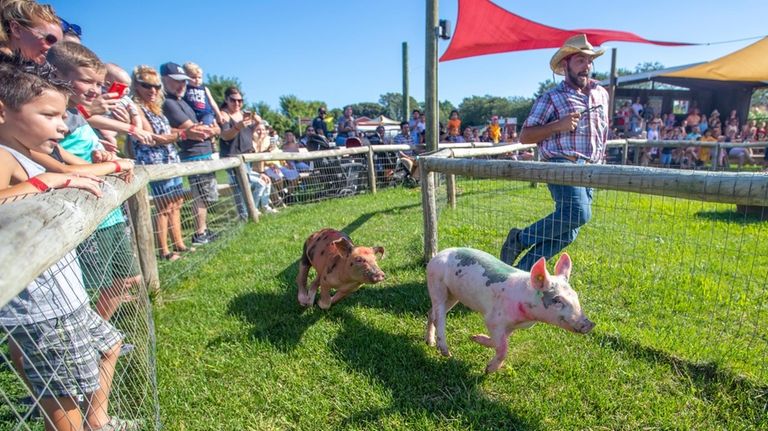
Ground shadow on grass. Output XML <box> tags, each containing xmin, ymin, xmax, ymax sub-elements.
<box><xmin>695</xmin><ymin>209</ymin><xmax>768</xmax><ymax>224</ymax></box>
<box><xmin>218</xmin><ymin>289</ymin><xmax>322</xmax><ymax>352</ymax></box>
<box><xmin>330</xmin><ymin>310</ymin><xmax>541</xmax><ymax>430</ymax></box>
<box><xmin>596</xmin><ymin>333</ymin><xmax>768</xmax><ymax>425</ymax></box>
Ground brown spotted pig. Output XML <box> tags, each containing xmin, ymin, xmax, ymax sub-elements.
<box><xmin>297</xmin><ymin>229</ymin><xmax>385</xmax><ymax>309</ymax></box>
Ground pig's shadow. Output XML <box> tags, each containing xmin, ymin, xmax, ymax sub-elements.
<box><xmin>331</xmin><ymin>309</ymin><xmax>540</xmax><ymax>430</ymax></box>
<box><xmin>596</xmin><ymin>333</ymin><xmax>768</xmax><ymax>424</ymax></box>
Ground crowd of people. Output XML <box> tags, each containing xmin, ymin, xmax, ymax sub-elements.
<box><xmin>614</xmin><ymin>98</ymin><xmax>767</xmax><ymax>169</ymax></box>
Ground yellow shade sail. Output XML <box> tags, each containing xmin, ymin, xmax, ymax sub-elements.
<box><xmin>662</xmin><ymin>37</ymin><xmax>768</xmax><ymax>83</ymax></box>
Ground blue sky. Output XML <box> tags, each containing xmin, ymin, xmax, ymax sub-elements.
<box><xmin>50</xmin><ymin>0</ymin><xmax>767</xmax><ymax>111</ymax></box>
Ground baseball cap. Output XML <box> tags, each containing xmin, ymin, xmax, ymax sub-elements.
<box><xmin>159</xmin><ymin>62</ymin><xmax>191</xmax><ymax>81</ymax></box>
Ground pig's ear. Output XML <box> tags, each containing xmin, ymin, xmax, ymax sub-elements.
<box><xmin>373</xmin><ymin>246</ymin><xmax>385</xmax><ymax>259</ymax></box>
<box><xmin>529</xmin><ymin>257</ymin><xmax>550</xmax><ymax>291</ymax></box>
<box><xmin>554</xmin><ymin>252</ymin><xmax>572</xmax><ymax>281</ymax></box>
<box><xmin>333</xmin><ymin>237</ymin><xmax>354</xmax><ymax>256</ymax></box>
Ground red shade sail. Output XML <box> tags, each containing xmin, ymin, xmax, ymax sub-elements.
<box><xmin>439</xmin><ymin>0</ymin><xmax>692</xmax><ymax>62</ymax></box>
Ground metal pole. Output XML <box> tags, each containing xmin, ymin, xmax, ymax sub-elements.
<box><xmin>425</xmin><ymin>0</ymin><xmax>438</xmax><ymax>152</ymax></box>
<box><xmin>402</xmin><ymin>42</ymin><xmax>410</xmax><ymax>122</ymax></box>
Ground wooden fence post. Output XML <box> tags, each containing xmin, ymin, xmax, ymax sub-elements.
<box><xmin>127</xmin><ymin>186</ymin><xmax>160</xmax><ymax>295</ymax></box>
<box><xmin>446</xmin><ymin>174</ymin><xmax>456</xmax><ymax>209</ymax></box>
<box><xmin>421</xmin><ymin>170</ymin><xmax>438</xmax><ymax>263</ymax></box>
<box><xmin>235</xmin><ymin>160</ymin><xmax>259</xmax><ymax>223</ymax></box>
<box><xmin>622</xmin><ymin>140</ymin><xmax>629</xmax><ymax>165</ymax></box>
<box><xmin>366</xmin><ymin>146</ymin><xmax>377</xmax><ymax>194</ymax></box>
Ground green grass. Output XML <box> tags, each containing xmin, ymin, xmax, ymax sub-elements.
<box><xmin>154</xmin><ymin>181</ymin><xmax>768</xmax><ymax>430</ymax></box>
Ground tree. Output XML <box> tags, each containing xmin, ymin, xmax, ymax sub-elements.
<box><xmin>457</xmin><ymin>95</ymin><xmax>533</xmax><ymax>127</ymax></box>
<box><xmin>348</xmin><ymin>102</ymin><xmax>385</xmax><ymax>118</ymax></box>
<box><xmin>634</xmin><ymin>62</ymin><xmax>665</xmax><ymax>73</ymax></box>
<box><xmin>205</xmin><ymin>75</ymin><xmax>242</xmax><ymax>107</ymax></box>
<box><xmin>438</xmin><ymin>100</ymin><xmax>456</xmax><ymax>124</ymax></box>
<box><xmin>279</xmin><ymin>95</ymin><xmax>325</xmax><ymax>128</ymax></box>
<box><xmin>379</xmin><ymin>92</ymin><xmax>422</xmax><ymax>121</ymax></box>
<box><xmin>251</xmin><ymin>101</ymin><xmax>292</xmax><ymax>135</ymax></box>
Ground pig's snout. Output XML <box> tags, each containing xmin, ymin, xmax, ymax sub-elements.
<box><xmin>576</xmin><ymin>319</ymin><xmax>595</xmax><ymax>334</ymax></box>
<box><xmin>368</xmin><ymin>270</ymin><xmax>385</xmax><ymax>283</ymax></box>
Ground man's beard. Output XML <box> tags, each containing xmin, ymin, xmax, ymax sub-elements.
<box><xmin>566</xmin><ymin>64</ymin><xmax>588</xmax><ymax>89</ymax></box>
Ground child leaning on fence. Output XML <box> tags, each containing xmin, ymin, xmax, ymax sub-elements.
<box><xmin>0</xmin><ymin>59</ymin><xmax>139</xmax><ymax>431</ymax></box>
<box><xmin>45</xmin><ymin>42</ymin><xmax>143</xmax><ymax>323</ymax></box>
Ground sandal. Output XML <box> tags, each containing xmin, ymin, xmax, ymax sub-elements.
<box><xmin>159</xmin><ymin>252</ymin><xmax>182</xmax><ymax>261</ymax></box>
<box><xmin>173</xmin><ymin>245</ymin><xmax>196</xmax><ymax>253</ymax></box>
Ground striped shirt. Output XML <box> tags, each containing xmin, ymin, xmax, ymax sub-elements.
<box><xmin>523</xmin><ymin>80</ymin><xmax>609</xmax><ymax>163</ymax></box>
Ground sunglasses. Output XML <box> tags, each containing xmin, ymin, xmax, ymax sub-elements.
<box><xmin>22</xmin><ymin>24</ymin><xmax>58</xmax><ymax>45</ymax></box>
<box><xmin>229</xmin><ymin>97</ymin><xmax>244</xmax><ymax>103</ymax></box>
<box><xmin>60</xmin><ymin>18</ymin><xmax>82</xmax><ymax>37</ymax></box>
<box><xmin>139</xmin><ymin>82</ymin><xmax>162</xmax><ymax>90</ymax></box>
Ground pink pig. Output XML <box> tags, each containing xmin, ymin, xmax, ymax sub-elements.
<box><xmin>425</xmin><ymin>247</ymin><xmax>594</xmax><ymax>373</ymax></box>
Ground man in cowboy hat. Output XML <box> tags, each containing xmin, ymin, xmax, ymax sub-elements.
<box><xmin>501</xmin><ymin>34</ymin><xmax>610</xmax><ymax>270</ymax></box>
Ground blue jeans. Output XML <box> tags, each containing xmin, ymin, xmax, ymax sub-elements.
<box><xmin>227</xmin><ymin>167</ymin><xmax>270</xmax><ymax>219</ymax></box>
<box><xmin>516</xmin><ymin>159</ymin><xmax>593</xmax><ymax>271</ymax></box>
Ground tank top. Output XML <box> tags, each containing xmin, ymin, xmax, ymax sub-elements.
<box><xmin>219</xmin><ymin>116</ymin><xmax>255</xmax><ymax>158</ymax></box>
<box><xmin>0</xmin><ymin>144</ymin><xmax>88</xmax><ymax>326</ymax></box>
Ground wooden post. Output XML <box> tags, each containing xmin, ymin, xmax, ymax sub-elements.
<box><xmin>366</xmin><ymin>146</ymin><xmax>377</xmax><ymax>194</ymax></box>
<box><xmin>422</xmin><ymin>170</ymin><xmax>438</xmax><ymax>263</ymax></box>
<box><xmin>713</xmin><ymin>142</ymin><xmax>721</xmax><ymax>170</ymax></box>
<box><xmin>425</xmin><ymin>0</ymin><xmax>438</xmax><ymax>153</ymax></box>
<box><xmin>633</xmin><ymin>143</ymin><xmax>640</xmax><ymax>165</ymax></box>
<box><xmin>446</xmin><ymin>174</ymin><xmax>456</xmax><ymax>209</ymax></box>
<box><xmin>622</xmin><ymin>140</ymin><xmax>629</xmax><ymax>165</ymax></box>
<box><xmin>609</xmin><ymin>48</ymin><xmax>617</xmax><ymax>127</ymax></box>
<box><xmin>127</xmin><ymin>186</ymin><xmax>160</xmax><ymax>295</ymax></box>
<box><xmin>235</xmin><ymin>161</ymin><xmax>259</xmax><ymax>223</ymax></box>
<box><xmin>402</xmin><ymin>42</ymin><xmax>410</xmax><ymax>122</ymax></box>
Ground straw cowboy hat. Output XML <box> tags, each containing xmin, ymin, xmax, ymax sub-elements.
<box><xmin>550</xmin><ymin>34</ymin><xmax>605</xmax><ymax>75</ymax></box>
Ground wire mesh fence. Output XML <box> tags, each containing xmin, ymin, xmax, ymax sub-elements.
<box><xmin>1</xmin><ymin>197</ymin><xmax>158</xmax><ymax>431</ymax></box>
<box><xmin>422</xmin><ymin>151</ymin><xmax>768</xmax><ymax>385</ymax></box>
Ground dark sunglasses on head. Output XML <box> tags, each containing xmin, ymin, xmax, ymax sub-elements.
<box><xmin>22</xmin><ymin>24</ymin><xmax>57</xmax><ymax>45</ymax></box>
<box><xmin>139</xmin><ymin>82</ymin><xmax>161</xmax><ymax>90</ymax></box>
<box><xmin>60</xmin><ymin>18</ymin><xmax>82</xmax><ymax>36</ymax></box>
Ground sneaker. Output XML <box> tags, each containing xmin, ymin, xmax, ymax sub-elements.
<box><xmin>204</xmin><ymin>229</ymin><xmax>219</xmax><ymax>242</ymax></box>
<box><xmin>264</xmin><ymin>206</ymin><xmax>279</xmax><ymax>214</ymax></box>
<box><xmin>191</xmin><ymin>232</ymin><xmax>210</xmax><ymax>246</ymax></box>
<box><xmin>500</xmin><ymin>228</ymin><xmax>524</xmax><ymax>265</ymax></box>
<box><xmin>90</xmin><ymin>416</ymin><xmax>142</xmax><ymax>431</ymax></box>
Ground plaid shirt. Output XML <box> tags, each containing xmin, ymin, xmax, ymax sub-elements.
<box><xmin>524</xmin><ymin>80</ymin><xmax>609</xmax><ymax>163</ymax></box>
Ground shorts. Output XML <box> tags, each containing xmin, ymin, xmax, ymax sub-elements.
<box><xmin>188</xmin><ymin>172</ymin><xmax>219</xmax><ymax>204</ymax></box>
<box><xmin>149</xmin><ymin>177</ymin><xmax>184</xmax><ymax>199</ymax></box>
<box><xmin>77</xmin><ymin>222</ymin><xmax>141</xmax><ymax>291</ymax></box>
<box><xmin>8</xmin><ymin>305</ymin><xmax>123</xmax><ymax>397</ymax></box>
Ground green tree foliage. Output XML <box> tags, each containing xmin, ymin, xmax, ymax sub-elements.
<box><xmin>378</xmin><ymin>92</ymin><xmax>422</xmax><ymax>121</ymax></box>
<box><xmin>348</xmin><ymin>102</ymin><xmax>385</xmax><ymax>118</ymax></box>
<box><xmin>251</xmin><ymin>101</ymin><xmax>292</xmax><ymax>135</ymax></box>
<box><xmin>438</xmin><ymin>100</ymin><xmax>456</xmax><ymax>124</ymax></box>
<box><xmin>457</xmin><ymin>95</ymin><xmax>534</xmax><ymax>127</ymax></box>
<box><xmin>205</xmin><ymin>75</ymin><xmax>243</xmax><ymax>107</ymax></box>
<box><xmin>634</xmin><ymin>62</ymin><xmax>665</xmax><ymax>73</ymax></box>
<box><xmin>279</xmin><ymin>95</ymin><xmax>325</xmax><ymax>123</ymax></box>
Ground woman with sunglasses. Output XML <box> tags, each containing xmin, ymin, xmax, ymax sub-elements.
<box><xmin>131</xmin><ymin>65</ymin><xmax>193</xmax><ymax>261</ymax></box>
<box><xmin>0</xmin><ymin>0</ymin><xmax>62</xmax><ymax>64</ymax></box>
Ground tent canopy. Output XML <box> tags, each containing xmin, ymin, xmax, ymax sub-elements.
<box><xmin>355</xmin><ymin>115</ymin><xmax>401</xmax><ymax>126</ymax></box>
<box><xmin>661</xmin><ymin>37</ymin><xmax>768</xmax><ymax>86</ymax></box>
<box><xmin>439</xmin><ymin>0</ymin><xmax>689</xmax><ymax>62</ymax></box>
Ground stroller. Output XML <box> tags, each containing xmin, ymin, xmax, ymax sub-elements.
<box><xmin>307</xmin><ymin>135</ymin><xmax>365</xmax><ymax>197</ymax></box>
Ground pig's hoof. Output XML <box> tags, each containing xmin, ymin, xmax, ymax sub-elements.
<box><xmin>425</xmin><ymin>336</ymin><xmax>435</xmax><ymax>347</ymax></box>
<box><xmin>318</xmin><ymin>300</ymin><xmax>331</xmax><ymax>310</ymax></box>
<box><xmin>438</xmin><ymin>346</ymin><xmax>451</xmax><ymax>357</ymax></box>
<box><xmin>484</xmin><ymin>361</ymin><xmax>503</xmax><ymax>374</ymax></box>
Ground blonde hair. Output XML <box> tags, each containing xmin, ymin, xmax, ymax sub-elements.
<box><xmin>46</xmin><ymin>41</ymin><xmax>104</xmax><ymax>78</ymax></box>
<box><xmin>0</xmin><ymin>0</ymin><xmax>59</xmax><ymax>45</ymax></box>
<box><xmin>183</xmin><ymin>62</ymin><xmax>202</xmax><ymax>76</ymax></box>
<box><xmin>131</xmin><ymin>65</ymin><xmax>164</xmax><ymax>115</ymax></box>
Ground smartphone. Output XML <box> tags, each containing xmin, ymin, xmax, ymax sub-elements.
<box><xmin>243</xmin><ymin>111</ymin><xmax>253</xmax><ymax>120</ymax></box>
<box><xmin>107</xmin><ymin>81</ymin><xmax>129</xmax><ymax>98</ymax></box>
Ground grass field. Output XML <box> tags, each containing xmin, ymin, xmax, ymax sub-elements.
<box><xmin>155</xmin><ymin>179</ymin><xmax>767</xmax><ymax>430</ymax></box>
